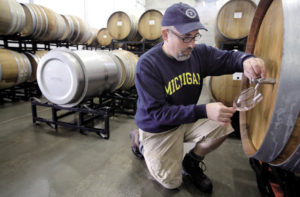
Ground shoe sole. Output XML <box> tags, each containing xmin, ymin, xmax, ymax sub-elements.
<box><xmin>130</xmin><ymin>131</ymin><xmax>144</xmax><ymax>160</ymax></box>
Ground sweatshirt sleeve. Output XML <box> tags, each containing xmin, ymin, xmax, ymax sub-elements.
<box><xmin>135</xmin><ymin>58</ymin><xmax>207</xmax><ymax>131</ymax></box>
<box><xmin>200</xmin><ymin>45</ymin><xmax>254</xmax><ymax>77</ymax></box>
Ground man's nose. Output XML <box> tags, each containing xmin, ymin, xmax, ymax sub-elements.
<box><xmin>187</xmin><ymin>40</ymin><xmax>195</xmax><ymax>48</ymax></box>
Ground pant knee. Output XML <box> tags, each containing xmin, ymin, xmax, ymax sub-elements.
<box><xmin>157</xmin><ymin>175</ymin><xmax>182</xmax><ymax>189</ymax></box>
<box><xmin>145</xmin><ymin>157</ymin><xmax>183</xmax><ymax>189</ymax></box>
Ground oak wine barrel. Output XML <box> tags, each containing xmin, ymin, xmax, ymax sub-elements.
<box><xmin>0</xmin><ymin>0</ymin><xmax>25</xmax><ymax>35</ymax></box>
<box><xmin>97</xmin><ymin>28</ymin><xmax>112</xmax><ymax>46</ymax></box>
<box><xmin>39</xmin><ymin>6</ymin><xmax>66</xmax><ymax>41</ymax></box>
<box><xmin>20</xmin><ymin>4</ymin><xmax>66</xmax><ymax>41</ymax></box>
<box><xmin>0</xmin><ymin>49</ymin><xmax>32</xmax><ymax>89</ymax></box>
<box><xmin>204</xmin><ymin>73</ymin><xmax>242</xmax><ymax>107</ymax></box>
<box><xmin>240</xmin><ymin>0</ymin><xmax>300</xmax><ymax>173</ymax></box>
<box><xmin>138</xmin><ymin>9</ymin><xmax>163</xmax><ymax>40</ymax></box>
<box><xmin>107</xmin><ymin>11</ymin><xmax>142</xmax><ymax>41</ymax></box>
<box><xmin>215</xmin><ymin>0</ymin><xmax>256</xmax><ymax>49</ymax></box>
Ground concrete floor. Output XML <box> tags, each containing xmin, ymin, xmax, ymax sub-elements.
<box><xmin>0</xmin><ymin>89</ymin><xmax>260</xmax><ymax>197</ymax></box>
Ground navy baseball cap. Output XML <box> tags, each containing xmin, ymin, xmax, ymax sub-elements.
<box><xmin>161</xmin><ymin>2</ymin><xmax>208</xmax><ymax>34</ymax></box>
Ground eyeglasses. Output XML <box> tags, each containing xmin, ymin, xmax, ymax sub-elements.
<box><xmin>168</xmin><ymin>29</ymin><xmax>202</xmax><ymax>43</ymax></box>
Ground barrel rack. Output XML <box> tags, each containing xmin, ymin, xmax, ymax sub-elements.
<box><xmin>218</xmin><ymin>39</ymin><xmax>247</xmax><ymax>51</ymax></box>
<box><xmin>0</xmin><ymin>34</ymin><xmax>86</xmax><ymax>52</ymax></box>
<box><xmin>30</xmin><ymin>87</ymin><xmax>137</xmax><ymax>140</ymax></box>
<box><xmin>0</xmin><ymin>81</ymin><xmax>41</xmax><ymax>104</ymax></box>
<box><xmin>31</xmin><ymin>97</ymin><xmax>113</xmax><ymax>139</ymax></box>
<box><xmin>1</xmin><ymin>34</ymin><xmax>144</xmax><ymax>139</ymax></box>
<box><xmin>110</xmin><ymin>39</ymin><xmax>158</xmax><ymax>56</ymax></box>
<box><xmin>0</xmin><ymin>34</ymin><xmax>87</xmax><ymax>103</ymax></box>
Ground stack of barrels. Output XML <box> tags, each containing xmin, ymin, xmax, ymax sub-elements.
<box><xmin>0</xmin><ymin>49</ymin><xmax>47</xmax><ymax>89</ymax></box>
<box><xmin>205</xmin><ymin>0</ymin><xmax>257</xmax><ymax>107</ymax></box>
<box><xmin>0</xmin><ymin>0</ymin><xmax>96</xmax><ymax>45</ymax></box>
<box><xmin>0</xmin><ymin>1</ymin><xmax>163</xmax><ymax>91</ymax></box>
<box><xmin>97</xmin><ymin>9</ymin><xmax>163</xmax><ymax>47</ymax></box>
<box><xmin>1</xmin><ymin>0</ymin><xmax>163</xmax><ymax>46</ymax></box>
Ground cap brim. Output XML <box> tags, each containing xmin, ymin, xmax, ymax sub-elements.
<box><xmin>175</xmin><ymin>21</ymin><xmax>208</xmax><ymax>34</ymax></box>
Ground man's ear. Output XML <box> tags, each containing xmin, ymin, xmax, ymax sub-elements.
<box><xmin>161</xmin><ymin>29</ymin><xmax>168</xmax><ymax>42</ymax></box>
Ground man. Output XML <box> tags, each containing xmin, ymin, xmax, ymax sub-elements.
<box><xmin>130</xmin><ymin>2</ymin><xmax>266</xmax><ymax>193</ymax></box>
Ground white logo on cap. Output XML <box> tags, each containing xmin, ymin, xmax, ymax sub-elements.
<box><xmin>186</xmin><ymin>8</ymin><xmax>197</xmax><ymax>18</ymax></box>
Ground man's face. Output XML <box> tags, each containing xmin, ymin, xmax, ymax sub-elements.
<box><xmin>167</xmin><ymin>29</ymin><xmax>200</xmax><ymax>61</ymax></box>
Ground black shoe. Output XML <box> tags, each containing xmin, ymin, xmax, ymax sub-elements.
<box><xmin>182</xmin><ymin>152</ymin><xmax>213</xmax><ymax>193</ymax></box>
<box><xmin>130</xmin><ymin>129</ymin><xmax>144</xmax><ymax>160</ymax></box>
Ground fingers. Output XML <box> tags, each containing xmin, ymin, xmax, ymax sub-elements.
<box><xmin>243</xmin><ymin>57</ymin><xmax>267</xmax><ymax>80</ymax></box>
<box><xmin>206</xmin><ymin>103</ymin><xmax>236</xmax><ymax>125</ymax></box>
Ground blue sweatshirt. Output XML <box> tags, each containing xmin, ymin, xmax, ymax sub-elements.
<box><xmin>135</xmin><ymin>42</ymin><xmax>252</xmax><ymax>133</ymax></box>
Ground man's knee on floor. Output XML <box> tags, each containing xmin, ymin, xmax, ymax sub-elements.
<box><xmin>158</xmin><ymin>175</ymin><xmax>182</xmax><ymax>189</ymax></box>
<box><xmin>148</xmin><ymin>162</ymin><xmax>183</xmax><ymax>189</ymax></box>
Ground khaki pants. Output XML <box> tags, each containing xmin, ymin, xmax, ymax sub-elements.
<box><xmin>139</xmin><ymin>119</ymin><xmax>233</xmax><ymax>189</ymax></box>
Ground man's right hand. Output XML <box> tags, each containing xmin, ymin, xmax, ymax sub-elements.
<box><xmin>206</xmin><ymin>102</ymin><xmax>236</xmax><ymax>125</ymax></box>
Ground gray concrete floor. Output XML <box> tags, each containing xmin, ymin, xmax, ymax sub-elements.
<box><xmin>0</xmin><ymin>89</ymin><xmax>260</xmax><ymax>197</ymax></box>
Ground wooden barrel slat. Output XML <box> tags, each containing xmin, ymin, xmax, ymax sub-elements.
<box><xmin>68</xmin><ymin>15</ymin><xmax>80</xmax><ymax>43</ymax></box>
<box><xmin>240</xmin><ymin>0</ymin><xmax>300</xmax><ymax>172</ymax></box>
<box><xmin>112</xmin><ymin>50</ymin><xmax>138</xmax><ymax>90</ymax></box>
<box><xmin>61</xmin><ymin>15</ymin><xmax>74</xmax><ymax>41</ymax></box>
<box><xmin>86</xmin><ymin>28</ymin><xmax>98</xmax><ymax>46</ymax></box>
<box><xmin>20</xmin><ymin>3</ymin><xmax>36</xmax><ymax>37</ymax></box>
<box><xmin>31</xmin><ymin>4</ymin><xmax>48</xmax><ymax>39</ymax></box>
<box><xmin>7</xmin><ymin>0</ymin><xmax>18</xmax><ymax>34</ymax></box>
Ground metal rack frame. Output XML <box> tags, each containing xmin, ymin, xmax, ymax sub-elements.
<box><xmin>103</xmin><ymin>87</ymin><xmax>138</xmax><ymax>116</ymax></box>
<box><xmin>110</xmin><ymin>40</ymin><xmax>159</xmax><ymax>56</ymax></box>
<box><xmin>0</xmin><ymin>34</ymin><xmax>88</xmax><ymax>52</ymax></box>
<box><xmin>31</xmin><ymin>97</ymin><xmax>113</xmax><ymax>139</ymax></box>
<box><xmin>0</xmin><ymin>82</ymin><xmax>41</xmax><ymax>104</ymax></box>
<box><xmin>218</xmin><ymin>39</ymin><xmax>247</xmax><ymax>51</ymax></box>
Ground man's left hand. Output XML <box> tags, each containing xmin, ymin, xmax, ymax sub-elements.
<box><xmin>243</xmin><ymin>57</ymin><xmax>266</xmax><ymax>81</ymax></box>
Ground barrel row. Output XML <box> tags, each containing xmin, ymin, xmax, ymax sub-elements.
<box><xmin>0</xmin><ymin>0</ymin><xmax>95</xmax><ymax>45</ymax></box>
<box><xmin>37</xmin><ymin>48</ymin><xmax>138</xmax><ymax>107</ymax></box>
<box><xmin>0</xmin><ymin>48</ymin><xmax>47</xmax><ymax>89</ymax></box>
<box><xmin>0</xmin><ymin>0</ymin><xmax>163</xmax><ymax>46</ymax></box>
<box><xmin>98</xmin><ymin>9</ymin><xmax>163</xmax><ymax>46</ymax></box>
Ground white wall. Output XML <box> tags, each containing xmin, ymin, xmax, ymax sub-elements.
<box><xmin>17</xmin><ymin>0</ymin><xmax>146</xmax><ymax>29</ymax></box>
